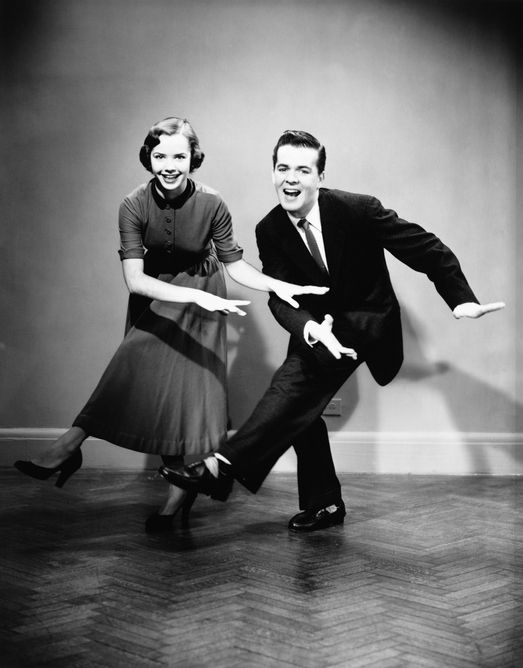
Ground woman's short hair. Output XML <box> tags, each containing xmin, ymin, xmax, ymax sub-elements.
<box><xmin>139</xmin><ymin>117</ymin><xmax>205</xmax><ymax>172</ymax></box>
<box><xmin>272</xmin><ymin>130</ymin><xmax>326</xmax><ymax>175</ymax></box>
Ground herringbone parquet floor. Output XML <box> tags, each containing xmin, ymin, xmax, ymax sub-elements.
<box><xmin>0</xmin><ymin>470</ymin><xmax>521</xmax><ymax>668</ymax></box>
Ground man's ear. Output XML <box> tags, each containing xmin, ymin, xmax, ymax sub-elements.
<box><xmin>271</xmin><ymin>169</ymin><xmax>277</xmax><ymax>185</ymax></box>
<box><xmin>319</xmin><ymin>171</ymin><xmax>325</xmax><ymax>183</ymax></box>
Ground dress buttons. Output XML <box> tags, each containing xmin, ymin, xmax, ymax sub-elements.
<box><xmin>165</xmin><ymin>217</ymin><xmax>172</xmax><ymax>223</ymax></box>
<box><xmin>165</xmin><ymin>229</ymin><xmax>172</xmax><ymax>235</ymax></box>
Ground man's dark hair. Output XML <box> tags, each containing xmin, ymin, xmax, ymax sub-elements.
<box><xmin>272</xmin><ymin>130</ymin><xmax>326</xmax><ymax>174</ymax></box>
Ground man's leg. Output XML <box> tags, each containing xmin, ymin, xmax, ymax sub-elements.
<box><xmin>218</xmin><ymin>349</ymin><xmax>361</xmax><ymax>494</ymax></box>
<box><xmin>160</xmin><ymin>348</ymin><xmax>360</xmax><ymax>504</ymax></box>
<box><xmin>293</xmin><ymin>417</ymin><xmax>341</xmax><ymax>511</ymax></box>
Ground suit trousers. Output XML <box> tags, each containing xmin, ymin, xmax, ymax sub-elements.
<box><xmin>218</xmin><ymin>345</ymin><xmax>362</xmax><ymax>510</ymax></box>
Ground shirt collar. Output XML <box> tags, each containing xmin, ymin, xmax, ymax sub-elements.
<box><xmin>287</xmin><ymin>200</ymin><xmax>322</xmax><ymax>232</ymax></box>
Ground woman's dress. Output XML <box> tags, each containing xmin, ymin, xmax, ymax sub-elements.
<box><xmin>73</xmin><ymin>179</ymin><xmax>243</xmax><ymax>456</ymax></box>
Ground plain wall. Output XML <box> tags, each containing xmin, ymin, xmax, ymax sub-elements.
<box><xmin>1</xmin><ymin>1</ymin><xmax>520</xmax><ymax>457</ymax></box>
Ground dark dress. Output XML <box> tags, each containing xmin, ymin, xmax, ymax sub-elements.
<box><xmin>73</xmin><ymin>178</ymin><xmax>243</xmax><ymax>456</ymax></box>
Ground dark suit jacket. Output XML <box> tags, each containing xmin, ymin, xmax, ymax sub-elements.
<box><xmin>255</xmin><ymin>188</ymin><xmax>478</xmax><ymax>386</ymax></box>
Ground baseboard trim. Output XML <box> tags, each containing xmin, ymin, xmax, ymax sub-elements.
<box><xmin>1</xmin><ymin>429</ymin><xmax>521</xmax><ymax>475</ymax></box>
<box><xmin>0</xmin><ymin>429</ymin><xmax>153</xmax><ymax>469</ymax></box>
<box><xmin>274</xmin><ymin>431</ymin><xmax>522</xmax><ymax>475</ymax></box>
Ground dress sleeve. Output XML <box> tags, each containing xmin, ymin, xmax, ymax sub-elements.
<box><xmin>211</xmin><ymin>197</ymin><xmax>243</xmax><ymax>263</ymax></box>
<box><xmin>118</xmin><ymin>197</ymin><xmax>145</xmax><ymax>261</ymax></box>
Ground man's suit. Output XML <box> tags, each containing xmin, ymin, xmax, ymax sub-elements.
<box><xmin>218</xmin><ymin>188</ymin><xmax>478</xmax><ymax>510</ymax></box>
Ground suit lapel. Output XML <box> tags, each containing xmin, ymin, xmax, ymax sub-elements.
<box><xmin>319</xmin><ymin>190</ymin><xmax>347</xmax><ymax>285</ymax></box>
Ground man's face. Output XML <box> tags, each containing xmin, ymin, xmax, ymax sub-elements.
<box><xmin>272</xmin><ymin>144</ymin><xmax>324</xmax><ymax>218</ymax></box>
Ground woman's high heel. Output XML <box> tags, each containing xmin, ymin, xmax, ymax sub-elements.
<box><xmin>14</xmin><ymin>449</ymin><xmax>83</xmax><ymax>488</ymax></box>
<box><xmin>180</xmin><ymin>489</ymin><xmax>197</xmax><ymax>528</ymax></box>
<box><xmin>145</xmin><ymin>489</ymin><xmax>197</xmax><ymax>533</ymax></box>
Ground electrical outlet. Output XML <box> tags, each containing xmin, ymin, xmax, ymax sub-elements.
<box><xmin>323</xmin><ymin>397</ymin><xmax>342</xmax><ymax>416</ymax></box>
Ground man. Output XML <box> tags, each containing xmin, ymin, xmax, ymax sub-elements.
<box><xmin>160</xmin><ymin>130</ymin><xmax>505</xmax><ymax>531</ymax></box>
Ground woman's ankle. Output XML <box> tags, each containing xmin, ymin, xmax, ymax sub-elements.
<box><xmin>159</xmin><ymin>487</ymin><xmax>187</xmax><ymax>515</ymax></box>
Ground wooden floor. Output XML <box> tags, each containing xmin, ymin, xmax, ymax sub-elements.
<box><xmin>0</xmin><ymin>470</ymin><xmax>521</xmax><ymax>668</ymax></box>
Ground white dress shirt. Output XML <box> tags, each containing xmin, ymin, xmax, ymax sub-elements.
<box><xmin>287</xmin><ymin>201</ymin><xmax>327</xmax><ymax>345</ymax></box>
<box><xmin>287</xmin><ymin>201</ymin><xmax>329</xmax><ymax>273</ymax></box>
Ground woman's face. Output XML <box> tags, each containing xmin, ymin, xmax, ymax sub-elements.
<box><xmin>150</xmin><ymin>133</ymin><xmax>192</xmax><ymax>196</ymax></box>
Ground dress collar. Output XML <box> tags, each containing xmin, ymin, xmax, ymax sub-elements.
<box><xmin>150</xmin><ymin>178</ymin><xmax>195</xmax><ymax>209</ymax></box>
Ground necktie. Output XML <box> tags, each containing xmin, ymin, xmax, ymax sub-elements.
<box><xmin>298</xmin><ymin>218</ymin><xmax>328</xmax><ymax>274</ymax></box>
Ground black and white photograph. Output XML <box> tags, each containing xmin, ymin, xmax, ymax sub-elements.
<box><xmin>0</xmin><ymin>0</ymin><xmax>521</xmax><ymax>666</ymax></box>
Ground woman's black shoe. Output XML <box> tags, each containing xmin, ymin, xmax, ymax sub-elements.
<box><xmin>145</xmin><ymin>489</ymin><xmax>197</xmax><ymax>533</ymax></box>
<box><xmin>14</xmin><ymin>449</ymin><xmax>83</xmax><ymax>488</ymax></box>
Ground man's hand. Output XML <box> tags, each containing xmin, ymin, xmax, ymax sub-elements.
<box><xmin>452</xmin><ymin>302</ymin><xmax>506</xmax><ymax>319</ymax></box>
<box><xmin>307</xmin><ymin>314</ymin><xmax>357</xmax><ymax>360</ymax></box>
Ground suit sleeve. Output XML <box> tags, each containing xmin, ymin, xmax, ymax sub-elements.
<box><xmin>364</xmin><ymin>196</ymin><xmax>479</xmax><ymax>309</ymax></box>
<box><xmin>256</xmin><ymin>224</ymin><xmax>318</xmax><ymax>340</ymax></box>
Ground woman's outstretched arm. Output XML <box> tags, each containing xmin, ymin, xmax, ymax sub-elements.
<box><xmin>122</xmin><ymin>258</ymin><xmax>250</xmax><ymax>315</ymax></box>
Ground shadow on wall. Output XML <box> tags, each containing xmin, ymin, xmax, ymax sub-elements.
<box><xmin>226</xmin><ymin>304</ymin><xmax>276</xmax><ymax>429</ymax></box>
<box><xmin>397</xmin><ymin>306</ymin><xmax>521</xmax><ymax>473</ymax></box>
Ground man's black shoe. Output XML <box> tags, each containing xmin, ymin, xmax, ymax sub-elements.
<box><xmin>288</xmin><ymin>501</ymin><xmax>346</xmax><ymax>532</ymax></box>
<box><xmin>159</xmin><ymin>459</ymin><xmax>233</xmax><ymax>502</ymax></box>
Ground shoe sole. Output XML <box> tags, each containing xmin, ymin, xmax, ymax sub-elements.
<box><xmin>288</xmin><ymin>517</ymin><xmax>345</xmax><ymax>533</ymax></box>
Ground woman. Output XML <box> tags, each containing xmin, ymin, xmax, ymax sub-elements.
<box><xmin>15</xmin><ymin>116</ymin><xmax>326</xmax><ymax>532</ymax></box>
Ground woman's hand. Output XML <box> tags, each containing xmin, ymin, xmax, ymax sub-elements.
<box><xmin>272</xmin><ymin>281</ymin><xmax>329</xmax><ymax>308</ymax></box>
<box><xmin>194</xmin><ymin>292</ymin><xmax>250</xmax><ymax>316</ymax></box>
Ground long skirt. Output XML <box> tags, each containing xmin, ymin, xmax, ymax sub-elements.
<box><xmin>73</xmin><ymin>253</ymin><xmax>228</xmax><ymax>456</ymax></box>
